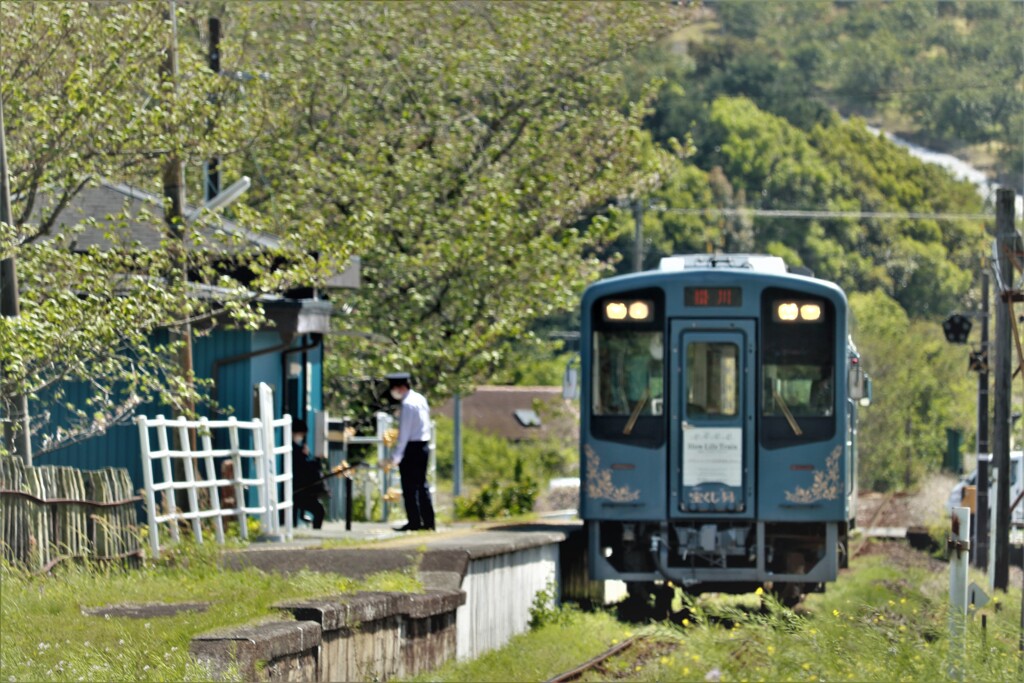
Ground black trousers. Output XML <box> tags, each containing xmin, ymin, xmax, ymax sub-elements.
<box><xmin>398</xmin><ymin>441</ymin><xmax>435</xmax><ymax>530</ymax></box>
<box><xmin>294</xmin><ymin>494</ymin><xmax>325</xmax><ymax>529</ymax></box>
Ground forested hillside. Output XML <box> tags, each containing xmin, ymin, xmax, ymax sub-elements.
<box><xmin>595</xmin><ymin>0</ymin><xmax>1023</xmax><ymax>490</ymax></box>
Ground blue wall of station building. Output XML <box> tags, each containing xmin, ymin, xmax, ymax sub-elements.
<box><xmin>33</xmin><ymin>329</ymin><xmax>324</xmax><ymax>505</ymax></box>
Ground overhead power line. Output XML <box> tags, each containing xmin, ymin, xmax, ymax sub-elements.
<box><xmin>657</xmin><ymin>207</ymin><xmax>994</xmax><ymax>222</ymax></box>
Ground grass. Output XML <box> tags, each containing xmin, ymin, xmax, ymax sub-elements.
<box><xmin>415</xmin><ymin>550</ymin><xmax>1023</xmax><ymax>682</ymax></box>
<box><xmin>408</xmin><ymin>609</ymin><xmax>631</xmax><ymax>683</ymax></box>
<box><xmin>0</xmin><ymin>539</ymin><xmax>419</xmax><ymax>682</ymax></box>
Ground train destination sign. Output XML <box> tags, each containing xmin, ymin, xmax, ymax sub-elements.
<box><xmin>685</xmin><ymin>286</ymin><xmax>742</xmax><ymax>307</ymax></box>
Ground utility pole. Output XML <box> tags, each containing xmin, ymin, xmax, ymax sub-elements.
<box><xmin>991</xmin><ymin>187</ymin><xmax>1016</xmax><ymax>591</ymax></box>
<box><xmin>161</xmin><ymin>1</ymin><xmax>194</xmax><ymax>422</ymax></box>
<box><xmin>975</xmin><ymin>270</ymin><xmax>990</xmax><ymax>569</ymax></box>
<box><xmin>633</xmin><ymin>199</ymin><xmax>644</xmax><ymax>272</ymax></box>
<box><xmin>204</xmin><ymin>16</ymin><xmax>221</xmax><ymax>201</ymax></box>
<box><xmin>0</xmin><ymin>92</ymin><xmax>32</xmax><ymax>465</ymax></box>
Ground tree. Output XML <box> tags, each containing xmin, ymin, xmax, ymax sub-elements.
<box><xmin>0</xmin><ymin>2</ymin><xmax>323</xmax><ymax>454</ymax></box>
<box><xmin>2</xmin><ymin>1</ymin><xmax>689</xmax><ymax>449</ymax></box>
<box><xmin>223</xmin><ymin>1</ymin><xmax>684</xmax><ymax>403</ymax></box>
<box><xmin>850</xmin><ymin>289</ymin><xmax>976</xmax><ymax>491</ymax></box>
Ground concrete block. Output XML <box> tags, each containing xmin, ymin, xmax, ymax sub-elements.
<box><xmin>190</xmin><ymin>620</ymin><xmax>320</xmax><ymax>681</ymax></box>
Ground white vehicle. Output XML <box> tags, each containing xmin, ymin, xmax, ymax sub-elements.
<box><xmin>947</xmin><ymin>451</ymin><xmax>1024</xmax><ymax>528</ymax></box>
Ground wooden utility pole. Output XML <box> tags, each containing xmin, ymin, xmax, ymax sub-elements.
<box><xmin>992</xmin><ymin>187</ymin><xmax>1016</xmax><ymax>591</ymax></box>
<box><xmin>633</xmin><ymin>199</ymin><xmax>644</xmax><ymax>272</ymax></box>
<box><xmin>161</xmin><ymin>0</ymin><xmax>194</xmax><ymax>422</ymax></box>
<box><xmin>974</xmin><ymin>270</ymin><xmax>990</xmax><ymax>569</ymax></box>
<box><xmin>0</xmin><ymin>93</ymin><xmax>32</xmax><ymax>465</ymax></box>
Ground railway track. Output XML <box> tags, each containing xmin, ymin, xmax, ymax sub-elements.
<box><xmin>545</xmin><ymin>636</ymin><xmax>641</xmax><ymax>683</ymax></box>
<box><xmin>850</xmin><ymin>491</ymin><xmax>897</xmax><ymax>559</ymax></box>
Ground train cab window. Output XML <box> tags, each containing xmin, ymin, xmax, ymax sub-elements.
<box><xmin>686</xmin><ymin>342</ymin><xmax>738</xmax><ymax>417</ymax></box>
<box><xmin>760</xmin><ymin>288</ymin><xmax>836</xmax><ymax>447</ymax></box>
<box><xmin>590</xmin><ymin>290</ymin><xmax>665</xmax><ymax>447</ymax></box>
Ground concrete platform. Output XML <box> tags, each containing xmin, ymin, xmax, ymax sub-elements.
<box><xmin>197</xmin><ymin>519</ymin><xmax>585</xmax><ymax>680</ymax></box>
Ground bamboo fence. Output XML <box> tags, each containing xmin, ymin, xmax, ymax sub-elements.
<box><xmin>0</xmin><ymin>457</ymin><xmax>142</xmax><ymax>572</ymax></box>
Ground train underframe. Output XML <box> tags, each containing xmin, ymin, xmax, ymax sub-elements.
<box><xmin>589</xmin><ymin>519</ymin><xmax>849</xmax><ymax>606</ymax></box>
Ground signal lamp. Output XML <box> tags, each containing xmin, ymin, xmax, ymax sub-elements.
<box><xmin>942</xmin><ymin>314</ymin><xmax>971</xmax><ymax>344</ymax></box>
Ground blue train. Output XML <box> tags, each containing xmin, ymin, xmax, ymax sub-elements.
<box><xmin>578</xmin><ymin>254</ymin><xmax>870</xmax><ymax>608</ymax></box>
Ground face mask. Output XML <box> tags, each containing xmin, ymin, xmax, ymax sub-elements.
<box><xmin>390</xmin><ymin>388</ymin><xmax>404</xmax><ymax>401</ymax></box>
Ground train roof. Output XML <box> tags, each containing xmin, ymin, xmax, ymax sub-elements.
<box><xmin>658</xmin><ymin>253</ymin><xmax>788</xmax><ymax>274</ymax></box>
<box><xmin>583</xmin><ymin>253</ymin><xmax>847</xmax><ymax>307</ymax></box>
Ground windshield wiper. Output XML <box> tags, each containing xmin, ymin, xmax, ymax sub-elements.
<box><xmin>772</xmin><ymin>389</ymin><xmax>803</xmax><ymax>436</ymax></box>
<box><xmin>623</xmin><ymin>388</ymin><xmax>650</xmax><ymax>435</ymax></box>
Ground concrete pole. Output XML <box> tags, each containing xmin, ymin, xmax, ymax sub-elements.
<box><xmin>453</xmin><ymin>394</ymin><xmax>463</xmax><ymax>497</ymax></box>
<box><xmin>0</xmin><ymin>92</ymin><xmax>32</xmax><ymax>464</ymax></box>
<box><xmin>992</xmin><ymin>187</ymin><xmax>1016</xmax><ymax>591</ymax></box>
<box><xmin>947</xmin><ymin>507</ymin><xmax>970</xmax><ymax>681</ymax></box>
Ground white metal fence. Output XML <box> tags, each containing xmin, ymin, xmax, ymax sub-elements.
<box><xmin>326</xmin><ymin>412</ymin><xmax>437</xmax><ymax>523</ymax></box>
<box><xmin>136</xmin><ymin>383</ymin><xmax>293</xmax><ymax>558</ymax></box>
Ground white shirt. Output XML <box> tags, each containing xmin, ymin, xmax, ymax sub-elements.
<box><xmin>391</xmin><ymin>388</ymin><xmax>431</xmax><ymax>464</ymax></box>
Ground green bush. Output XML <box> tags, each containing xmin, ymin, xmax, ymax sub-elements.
<box><xmin>433</xmin><ymin>415</ymin><xmax>576</xmax><ymax>489</ymax></box>
<box><xmin>454</xmin><ymin>457</ymin><xmax>539</xmax><ymax>520</ymax></box>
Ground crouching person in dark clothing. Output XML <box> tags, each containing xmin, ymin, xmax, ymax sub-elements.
<box><xmin>290</xmin><ymin>417</ymin><xmax>326</xmax><ymax>528</ymax></box>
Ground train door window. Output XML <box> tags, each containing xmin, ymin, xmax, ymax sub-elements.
<box><xmin>685</xmin><ymin>342</ymin><xmax>738</xmax><ymax>417</ymax></box>
<box><xmin>590</xmin><ymin>289</ymin><xmax>665</xmax><ymax>447</ymax></box>
<box><xmin>760</xmin><ymin>288</ymin><xmax>836</xmax><ymax>447</ymax></box>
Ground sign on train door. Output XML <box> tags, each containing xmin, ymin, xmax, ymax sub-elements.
<box><xmin>669</xmin><ymin>320</ymin><xmax>756</xmax><ymax>519</ymax></box>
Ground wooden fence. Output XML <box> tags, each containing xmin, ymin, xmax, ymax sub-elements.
<box><xmin>0</xmin><ymin>457</ymin><xmax>142</xmax><ymax>572</ymax></box>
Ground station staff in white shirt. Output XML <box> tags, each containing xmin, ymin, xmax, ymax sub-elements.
<box><xmin>386</xmin><ymin>372</ymin><xmax>436</xmax><ymax>531</ymax></box>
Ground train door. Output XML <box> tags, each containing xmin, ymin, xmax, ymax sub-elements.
<box><xmin>669</xmin><ymin>320</ymin><xmax>756</xmax><ymax>519</ymax></box>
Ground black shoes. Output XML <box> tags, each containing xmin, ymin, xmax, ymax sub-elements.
<box><xmin>392</xmin><ymin>523</ymin><xmax>436</xmax><ymax>532</ymax></box>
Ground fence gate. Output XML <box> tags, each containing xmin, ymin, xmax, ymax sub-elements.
<box><xmin>136</xmin><ymin>382</ymin><xmax>293</xmax><ymax>558</ymax></box>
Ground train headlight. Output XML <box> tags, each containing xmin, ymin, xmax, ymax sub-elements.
<box><xmin>628</xmin><ymin>301</ymin><xmax>650</xmax><ymax>321</ymax></box>
<box><xmin>777</xmin><ymin>302</ymin><xmax>799</xmax><ymax>321</ymax></box>
<box><xmin>800</xmin><ymin>303</ymin><xmax>822</xmax><ymax>321</ymax></box>
<box><xmin>605</xmin><ymin>302</ymin><xmax>628</xmax><ymax>320</ymax></box>
<box><xmin>775</xmin><ymin>300</ymin><xmax>824</xmax><ymax>323</ymax></box>
<box><xmin>603</xmin><ymin>299</ymin><xmax>654</xmax><ymax>322</ymax></box>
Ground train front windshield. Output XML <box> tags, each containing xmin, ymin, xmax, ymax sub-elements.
<box><xmin>590</xmin><ymin>290</ymin><xmax>666</xmax><ymax>447</ymax></box>
<box><xmin>760</xmin><ymin>287</ymin><xmax>836</xmax><ymax>446</ymax></box>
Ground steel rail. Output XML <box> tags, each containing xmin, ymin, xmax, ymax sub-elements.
<box><xmin>545</xmin><ymin>636</ymin><xmax>640</xmax><ymax>683</ymax></box>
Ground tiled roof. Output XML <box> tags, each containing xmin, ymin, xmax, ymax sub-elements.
<box><xmin>435</xmin><ymin>386</ymin><xmax>579</xmax><ymax>442</ymax></box>
<box><xmin>30</xmin><ymin>180</ymin><xmax>278</xmax><ymax>252</ymax></box>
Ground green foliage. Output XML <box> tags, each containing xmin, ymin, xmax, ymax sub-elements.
<box><xmin>0</xmin><ymin>539</ymin><xmax>419</xmax><ymax>681</ymax></box>
<box><xmin>454</xmin><ymin>456</ymin><xmax>539</xmax><ymax>521</ymax></box>
<box><xmin>0</xmin><ymin>2</ymin><xmax>339</xmax><ymax>451</ymax></box>
<box><xmin>527</xmin><ymin>580</ymin><xmax>577</xmax><ymax>631</ymax></box>
<box><xmin>851</xmin><ymin>290</ymin><xmax>976</xmax><ymax>491</ymax></box>
<box><xmin>433</xmin><ymin>415</ymin><xmax>575</xmax><ymax>488</ymax></box>
<box><xmin>684</xmin><ymin>0</ymin><xmax>1024</xmax><ymax>187</ymax></box>
<box><xmin>230</xmin><ymin>1</ymin><xmax>679</xmax><ymax>401</ymax></box>
<box><xmin>421</xmin><ymin>552</ymin><xmax>1023</xmax><ymax>682</ymax></box>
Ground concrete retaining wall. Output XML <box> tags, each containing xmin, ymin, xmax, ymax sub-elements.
<box><xmin>457</xmin><ymin>543</ymin><xmax>558</xmax><ymax>661</ymax></box>
<box><xmin>190</xmin><ymin>591</ymin><xmax>463</xmax><ymax>682</ymax></box>
<box><xmin>190</xmin><ymin>526</ymin><xmax>570</xmax><ymax>680</ymax></box>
